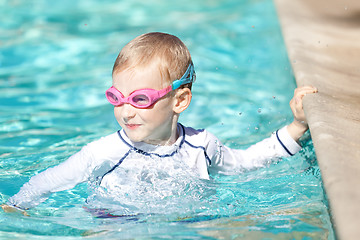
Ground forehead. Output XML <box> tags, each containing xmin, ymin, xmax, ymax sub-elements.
<box><xmin>112</xmin><ymin>63</ymin><xmax>168</xmax><ymax>94</ymax></box>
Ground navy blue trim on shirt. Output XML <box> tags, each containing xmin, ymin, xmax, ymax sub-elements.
<box><xmin>184</xmin><ymin>140</ymin><xmax>212</xmax><ymax>166</ymax></box>
<box><xmin>108</xmin><ymin>124</ymin><xmax>211</xmax><ymax>179</ymax></box>
<box><xmin>275</xmin><ymin>130</ymin><xmax>294</xmax><ymax>156</ymax></box>
<box><xmin>99</xmin><ymin>149</ymin><xmax>131</xmax><ymax>184</ymax></box>
<box><xmin>117</xmin><ymin>130</ymin><xmax>179</xmax><ymax>158</ymax></box>
<box><xmin>116</xmin><ymin>124</ymin><xmax>187</xmax><ymax>158</ymax></box>
<box><xmin>179</xmin><ymin>124</ymin><xmax>211</xmax><ymax>166</ymax></box>
<box><xmin>8</xmin><ymin>203</ymin><xmax>27</xmax><ymax>211</ymax></box>
<box><xmin>117</xmin><ymin>131</ymin><xmax>133</xmax><ymax>149</ymax></box>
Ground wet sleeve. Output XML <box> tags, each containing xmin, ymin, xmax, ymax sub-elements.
<box><xmin>207</xmin><ymin>126</ymin><xmax>301</xmax><ymax>174</ymax></box>
<box><xmin>7</xmin><ymin>145</ymin><xmax>95</xmax><ymax>210</ymax></box>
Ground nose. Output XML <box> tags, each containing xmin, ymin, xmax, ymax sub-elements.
<box><xmin>119</xmin><ymin>103</ymin><xmax>136</xmax><ymax>122</ymax></box>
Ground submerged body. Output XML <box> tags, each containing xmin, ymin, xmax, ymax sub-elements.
<box><xmin>8</xmin><ymin>123</ymin><xmax>300</xmax><ymax>212</ymax></box>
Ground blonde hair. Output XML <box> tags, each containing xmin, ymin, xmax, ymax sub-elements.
<box><xmin>112</xmin><ymin>32</ymin><xmax>193</xmax><ymax>88</ymax></box>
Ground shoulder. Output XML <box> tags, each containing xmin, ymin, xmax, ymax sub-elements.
<box><xmin>85</xmin><ymin>131</ymin><xmax>130</xmax><ymax>159</ymax></box>
<box><xmin>180</xmin><ymin>124</ymin><xmax>219</xmax><ymax>149</ymax></box>
<box><xmin>88</xmin><ymin>132</ymin><xmax>120</xmax><ymax>147</ymax></box>
<box><xmin>181</xmin><ymin>124</ymin><xmax>206</xmax><ymax>141</ymax></box>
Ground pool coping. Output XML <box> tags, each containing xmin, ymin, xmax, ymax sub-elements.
<box><xmin>274</xmin><ymin>0</ymin><xmax>360</xmax><ymax>239</ymax></box>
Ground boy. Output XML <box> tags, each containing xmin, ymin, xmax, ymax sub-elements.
<box><xmin>2</xmin><ymin>32</ymin><xmax>317</xmax><ymax>215</ymax></box>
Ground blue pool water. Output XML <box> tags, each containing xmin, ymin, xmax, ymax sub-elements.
<box><xmin>0</xmin><ymin>0</ymin><xmax>335</xmax><ymax>239</ymax></box>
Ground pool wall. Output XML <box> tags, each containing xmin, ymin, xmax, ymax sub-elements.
<box><xmin>274</xmin><ymin>0</ymin><xmax>360</xmax><ymax>239</ymax></box>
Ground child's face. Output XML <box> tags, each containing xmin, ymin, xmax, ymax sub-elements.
<box><xmin>112</xmin><ymin>64</ymin><xmax>178</xmax><ymax>145</ymax></box>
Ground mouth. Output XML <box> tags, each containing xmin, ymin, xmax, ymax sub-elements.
<box><xmin>125</xmin><ymin>123</ymin><xmax>141</xmax><ymax>130</ymax></box>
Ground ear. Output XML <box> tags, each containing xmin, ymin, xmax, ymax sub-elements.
<box><xmin>173</xmin><ymin>88</ymin><xmax>192</xmax><ymax>114</ymax></box>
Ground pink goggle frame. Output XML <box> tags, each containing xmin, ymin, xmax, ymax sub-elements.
<box><xmin>105</xmin><ymin>62</ymin><xmax>195</xmax><ymax>109</ymax></box>
<box><xmin>105</xmin><ymin>85</ymin><xmax>173</xmax><ymax>109</ymax></box>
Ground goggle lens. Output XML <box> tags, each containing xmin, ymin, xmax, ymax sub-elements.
<box><xmin>105</xmin><ymin>91</ymin><xmax>120</xmax><ymax>105</ymax></box>
<box><xmin>131</xmin><ymin>94</ymin><xmax>150</xmax><ymax>106</ymax></box>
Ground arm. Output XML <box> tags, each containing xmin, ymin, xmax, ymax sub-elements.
<box><xmin>208</xmin><ymin>86</ymin><xmax>317</xmax><ymax>173</ymax></box>
<box><xmin>204</xmin><ymin>124</ymin><xmax>301</xmax><ymax>175</ymax></box>
<box><xmin>287</xmin><ymin>86</ymin><xmax>318</xmax><ymax>142</ymax></box>
<box><xmin>209</xmin><ymin>127</ymin><xmax>301</xmax><ymax>174</ymax></box>
<box><xmin>4</xmin><ymin>132</ymin><xmax>125</xmax><ymax>211</ymax></box>
<box><xmin>6</xmin><ymin>145</ymin><xmax>95</xmax><ymax>210</ymax></box>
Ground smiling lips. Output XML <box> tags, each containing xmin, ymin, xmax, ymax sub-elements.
<box><xmin>125</xmin><ymin>124</ymin><xmax>141</xmax><ymax>130</ymax></box>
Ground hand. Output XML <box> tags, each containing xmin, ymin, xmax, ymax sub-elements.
<box><xmin>1</xmin><ymin>204</ymin><xmax>29</xmax><ymax>216</ymax></box>
<box><xmin>287</xmin><ymin>86</ymin><xmax>318</xmax><ymax>142</ymax></box>
<box><xmin>290</xmin><ymin>86</ymin><xmax>318</xmax><ymax>127</ymax></box>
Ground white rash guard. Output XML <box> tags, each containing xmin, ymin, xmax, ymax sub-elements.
<box><xmin>8</xmin><ymin>123</ymin><xmax>301</xmax><ymax>210</ymax></box>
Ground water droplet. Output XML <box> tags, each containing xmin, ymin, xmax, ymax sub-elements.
<box><xmin>257</xmin><ymin>108</ymin><xmax>262</xmax><ymax>113</ymax></box>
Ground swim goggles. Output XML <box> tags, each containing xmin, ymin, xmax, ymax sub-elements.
<box><xmin>105</xmin><ymin>62</ymin><xmax>195</xmax><ymax>108</ymax></box>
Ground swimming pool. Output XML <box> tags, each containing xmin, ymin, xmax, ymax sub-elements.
<box><xmin>0</xmin><ymin>0</ymin><xmax>335</xmax><ymax>239</ymax></box>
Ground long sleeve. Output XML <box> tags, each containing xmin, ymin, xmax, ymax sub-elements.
<box><xmin>207</xmin><ymin>126</ymin><xmax>301</xmax><ymax>174</ymax></box>
<box><xmin>8</xmin><ymin>145</ymin><xmax>95</xmax><ymax>210</ymax></box>
<box><xmin>7</xmin><ymin>131</ymin><xmax>131</xmax><ymax>210</ymax></box>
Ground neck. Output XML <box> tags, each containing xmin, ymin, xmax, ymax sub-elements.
<box><xmin>143</xmin><ymin>116</ymin><xmax>180</xmax><ymax>146</ymax></box>
<box><xmin>144</xmin><ymin>125</ymin><xmax>179</xmax><ymax>146</ymax></box>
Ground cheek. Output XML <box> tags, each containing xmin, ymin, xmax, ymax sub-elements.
<box><xmin>113</xmin><ymin>107</ymin><xmax>122</xmax><ymax>122</ymax></box>
<box><xmin>136</xmin><ymin>104</ymin><xmax>171</xmax><ymax>124</ymax></box>
<box><xmin>138</xmin><ymin>108</ymin><xmax>159</xmax><ymax>122</ymax></box>
<box><xmin>149</xmin><ymin>101</ymin><xmax>175</xmax><ymax>122</ymax></box>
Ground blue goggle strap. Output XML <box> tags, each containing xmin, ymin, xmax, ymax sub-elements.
<box><xmin>171</xmin><ymin>62</ymin><xmax>196</xmax><ymax>90</ymax></box>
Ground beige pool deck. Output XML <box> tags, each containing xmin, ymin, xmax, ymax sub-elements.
<box><xmin>274</xmin><ymin>0</ymin><xmax>360</xmax><ymax>239</ymax></box>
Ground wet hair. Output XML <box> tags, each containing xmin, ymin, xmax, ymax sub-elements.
<box><xmin>112</xmin><ymin>32</ymin><xmax>193</xmax><ymax>89</ymax></box>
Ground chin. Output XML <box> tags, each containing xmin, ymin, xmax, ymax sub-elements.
<box><xmin>126</xmin><ymin>134</ymin><xmax>146</xmax><ymax>143</ymax></box>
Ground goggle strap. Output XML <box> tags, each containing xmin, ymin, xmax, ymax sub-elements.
<box><xmin>156</xmin><ymin>85</ymin><xmax>173</xmax><ymax>98</ymax></box>
<box><xmin>171</xmin><ymin>62</ymin><xmax>195</xmax><ymax>90</ymax></box>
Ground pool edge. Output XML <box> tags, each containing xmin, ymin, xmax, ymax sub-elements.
<box><xmin>273</xmin><ymin>0</ymin><xmax>360</xmax><ymax>239</ymax></box>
